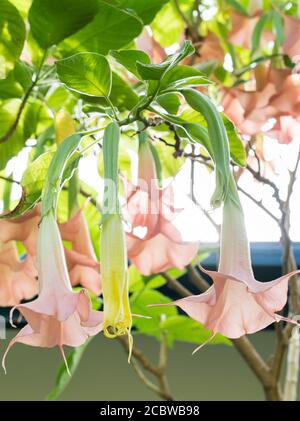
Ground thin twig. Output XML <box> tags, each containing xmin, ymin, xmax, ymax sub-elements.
<box><xmin>117</xmin><ymin>336</ymin><xmax>174</xmax><ymax>401</ymax></box>
<box><xmin>237</xmin><ymin>185</ymin><xmax>280</xmax><ymax>224</ymax></box>
<box><xmin>160</xmin><ymin>271</ymin><xmax>192</xmax><ymax>297</ymax></box>
<box><xmin>0</xmin><ymin>175</ymin><xmax>20</xmax><ymax>185</ymax></box>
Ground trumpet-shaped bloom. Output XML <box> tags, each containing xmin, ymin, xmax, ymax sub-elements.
<box><xmin>0</xmin><ymin>205</ymin><xmax>101</xmax><ymax>301</ymax></box>
<box><xmin>0</xmin><ymin>241</ymin><xmax>37</xmax><ymax>307</ymax></box>
<box><xmin>164</xmin><ymin>188</ymin><xmax>300</xmax><ymax>339</ymax></box>
<box><xmin>283</xmin><ymin>15</ymin><xmax>300</xmax><ymax>58</ymax></box>
<box><xmin>222</xmin><ymin>66</ymin><xmax>300</xmax><ymax>143</ymax></box>
<box><xmin>101</xmin><ymin>213</ymin><xmax>132</xmax><ymax>343</ymax></box>
<box><xmin>59</xmin><ymin>210</ymin><xmax>101</xmax><ymax>295</ymax></box>
<box><xmin>2</xmin><ymin>212</ymin><xmax>103</xmax><ymax>373</ymax></box>
<box><xmin>125</xmin><ymin>140</ymin><xmax>198</xmax><ymax>275</ymax></box>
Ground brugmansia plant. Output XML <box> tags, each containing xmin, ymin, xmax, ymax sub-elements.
<box><xmin>0</xmin><ymin>0</ymin><xmax>300</xmax><ymax>402</ymax></box>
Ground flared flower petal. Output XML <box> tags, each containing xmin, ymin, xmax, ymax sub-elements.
<box><xmin>59</xmin><ymin>210</ymin><xmax>101</xmax><ymax>295</ymax></box>
<box><xmin>124</xmin><ymin>140</ymin><xmax>198</xmax><ymax>275</ymax></box>
<box><xmin>2</xmin><ymin>212</ymin><xmax>102</xmax><ymax>372</ymax></box>
<box><xmin>0</xmin><ymin>242</ymin><xmax>38</xmax><ymax>307</ymax></box>
<box><xmin>157</xmin><ymin>180</ymin><xmax>300</xmax><ymax>339</ymax></box>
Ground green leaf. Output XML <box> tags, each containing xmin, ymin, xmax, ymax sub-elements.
<box><xmin>136</xmin><ymin>41</ymin><xmax>194</xmax><ymax>81</ymax></box>
<box><xmin>93</xmin><ymin>72</ymin><xmax>139</xmax><ymax>111</ymax></box>
<box><xmin>271</xmin><ymin>9</ymin><xmax>284</xmax><ymax>45</ymax></box>
<box><xmin>221</xmin><ymin>114</ymin><xmax>246</xmax><ymax>167</ymax></box>
<box><xmin>161</xmin><ymin>315</ymin><xmax>231</xmax><ymax>346</ymax></box>
<box><xmin>110</xmin><ymin>49</ymin><xmax>150</xmax><ymax>79</ymax></box>
<box><xmin>23</xmin><ymin>100</ymin><xmax>52</xmax><ymax>139</ymax></box>
<box><xmin>131</xmin><ymin>289</ymin><xmax>177</xmax><ymax>339</ymax></box>
<box><xmin>45</xmin><ymin>85</ymin><xmax>75</xmax><ymax>112</ymax></box>
<box><xmin>154</xmin><ymin>138</ymin><xmax>185</xmax><ymax>177</ymax></box>
<box><xmin>160</xmin><ymin>65</ymin><xmax>211</xmax><ymax>92</ymax></box>
<box><xmin>156</xmin><ymin>92</ymin><xmax>181</xmax><ymax>115</ymax></box>
<box><xmin>178</xmin><ymin>122</ymin><xmax>214</xmax><ymax>158</ymax></box>
<box><xmin>60</xmin><ymin>1</ymin><xmax>143</xmax><ymax>55</ymax></box>
<box><xmin>0</xmin><ymin>0</ymin><xmax>26</xmax><ymax>75</ymax></box>
<box><xmin>13</xmin><ymin>61</ymin><xmax>34</xmax><ymax>90</ymax></box>
<box><xmin>0</xmin><ymin>71</ymin><xmax>23</xmax><ymax>99</ymax></box>
<box><xmin>118</xmin><ymin>0</ymin><xmax>169</xmax><ymax>25</ymax></box>
<box><xmin>56</xmin><ymin>52</ymin><xmax>111</xmax><ymax>98</ymax></box>
<box><xmin>0</xmin><ymin>99</ymin><xmax>24</xmax><ymax>170</ymax></box>
<box><xmin>251</xmin><ymin>12</ymin><xmax>270</xmax><ymax>53</ymax></box>
<box><xmin>151</xmin><ymin>1</ymin><xmax>184</xmax><ymax>48</ymax></box>
<box><xmin>225</xmin><ymin>0</ymin><xmax>249</xmax><ymax>16</ymax></box>
<box><xmin>46</xmin><ymin>339</ymin><xmax>92</xmax><ymax>401</ymax></box>
<box><xmin>1</xmin><ymin>151</ymin><xmax>54</xmax><ymax>218</ymax></box>
<box><xmin>180</xmin><ymin>89</ymin><xmax>231</xmax><ymax>208</ymax></box>
<box><xmin>28</xmin><ymin>0</ymin><xmax>98</xmax><ymax>49</ymax></box>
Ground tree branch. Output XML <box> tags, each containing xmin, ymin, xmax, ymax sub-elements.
<box><xmin>117</xmin><ymin>335</ymin><xmax>174</xmax><ymax>401</ymax></box>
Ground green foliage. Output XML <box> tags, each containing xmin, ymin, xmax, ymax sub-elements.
<box><xmin>110</xmin><ymin>49</ymin><xmax>150</xmax><ymax>79</ymax></box>
<box><xmin>59</xmin><ymin>1</ymin><xmax>143</xmax><ymax>55</ymax></box>
<box><xmin>28</xmin><ymin>0</ymin><xmax>98</xmax><ymax>49</ymax></box>
<box><xmin>136</xmin><ymin>41</ymin><xmax>194</xmax><ymax>80</ymax></box>
<box><xmin>117</xmin><ymin>0</ymin><xmax>169</xmax><ymax>25</ymax></box>
<box><xmin>0</xmin><ymin>99</ymin><xmax>24</xmax><ymax>170</ymax></box>
<box><xmin>56</xmin><ymin>53</ymin><xmax>112</xmax><ymax>97</ymax></box>
<box><xmin>0</xmin><ymin>0</ymin><xmax>25</xmax><ymax>75</ymax></box>
<box><xmin>160</xmin><ymin>315</ymin><xmax>231</xmax><ymax>347</ymax></box>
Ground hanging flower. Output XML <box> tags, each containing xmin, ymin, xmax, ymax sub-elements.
<box><xmin>59</xmin><ymin>210</ymin><xmax>101</xmax><ymax>295</ymax></box>
<box><xmin>0</xmin><ymin>205</ymin><xmax>101</xmax><ymax>301</ymax></box>
<box><xmin>2</xmin><ymin>211</ymin><xmax>103</xmax><ymax>373</ymax></box>
<box><xmin>157</xmin><ymin>176</ymin><xmax>300</xmax><ymax>339</ymax></box>
<box><xmin>99</xmin><ymin>122</ymin><xmax>133</xmax><ymax>358</ymax></box>
<box><xmin>0</xmin><ymin>241</ymin><xmax>37</xmax><ymax>307</ymax></box>
<box><xmin>101</xmin><ymin>212</ymin><xmax>131</xmax><ymax>341</ymax></box>
<box><xmin>124</xmin><ymin>139</ymin><xmax>198</xmax><ymax>275</ymax></box>
<box><xmin>222</xmin><ymin>65</ymin><xmax>300</xmax><ymax>144</ymax></box>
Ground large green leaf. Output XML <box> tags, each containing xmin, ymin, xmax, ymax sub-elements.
<box><xmin>117</xmin><ymin>0</ymin><xmax>168</xmax><ymax>25</ymax></box>
<box><xmin>151</xmin><ymin>1</ymin><xmax>184</xmax><ymax>48</ymax></box>
<box><xmin>0</xmin><ymin>99</ymin><xmax>24</xmax><ymax>170</ymax></box>
<box><xmin>160</xmin><ymin>315</ymin><xmax>231</xmax><ymax>346</ymax></box>
<box><xmin>56</xmin><ymin>53</ymin><xmax>111</xmax><ymax>97</ymax></box>
<box><xmin>2</xmin><ymin>151</ymin><xmax>54</xmax><ymax>218</ymax></box>
<box><xmin>131</xmin><ymin>289</ymin><xmax>177</xmax><ymax>339</ymax></box>
<box><xmin>110</xmin><ymin>49</ymin><xmax>150</xmax><ymax>79</ymax></box>
<box><xmin>28</xmin><ymin>0</ymin><xmax>98</xmax><ymax>49</ymax></box>
<box><xmin>160</xmin><ymin>65</ymin><xmax>211</xmax><ymax>92</ymax></box>
<box><xmin>0</xmin><ymin>0</ymin><xmax>26</xmax><ymax>75</ymax></box>
<box><xmin>60</xmin><ymin>1</ymin><xmax>143</xmax><ymax>55</ymax></box>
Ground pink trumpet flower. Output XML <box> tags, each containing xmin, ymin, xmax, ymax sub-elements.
<box><xmin>0</xmin><ymin>241</ymin><xmax>37</xmax><ymax>307</ymax></box>
<box><xmin>222</xmin><ymin>65</ymin><xmax>300</xmax><ymax>143</ymax></box>
<box><xmin>59</xmin><ymin>210</ymin><xmax>101</xmax><ymax>295</ymax></box>
<box><xmin>0</xmin><ymin>205</ymin><xmax>101</xmax><ymax>299</ymax></box>
<box><xmin>162</xmin><ymin>179</ymin><xmax>300</xmax><ymax>339</ymax></box>
<box><xmin>125</xmin><ymin>140</ymin><xmax>198</xmax><ymax>275</ymax></box>
<box><xmin>283</xmin><ymin>15</ymin><xmax>300</xmax><ymax>58</ymax></box>
<box><xmin>2</xmin><ymin>211</ymin><xmax>103</xmax><ymax>373</ymax></box>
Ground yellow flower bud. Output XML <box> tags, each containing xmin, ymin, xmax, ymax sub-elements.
<box><xmin>100</xmin><ymin>213</ymin><xmax>132</xmax><ymax>344</ymax></box>
<box><xmin>55</xmin><ymin>110</ymin><xmax>76</xmax><ymax>145</ymax></box>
